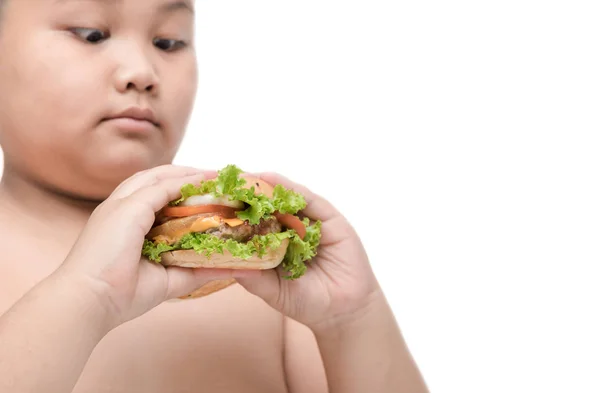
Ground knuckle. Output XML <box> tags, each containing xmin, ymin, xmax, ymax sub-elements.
<box><xmin>120</xmin><ymin>195</ymin><xmax>146</xmax><ymax>212</ymax></box>
<box><xmin>92</xmin><ymin>199</ymin><xmax>118</xmax><ymax>217</ymax></box>
<box><xmin>149</xmin><ymin>164</ymin><xmax>179</xmax><ymax>174</ymax></box>
<box><xmin>112</xmin><ymin>198</ymin><xmax>154</xmax><ymax>227</ymax></box>
<box><xmin>149</xmin><ymin>163</ymin><xmax>173</xmax><ymax>171</ymax></box>
<box><xmin>126</xmin><ymin>168</ymin><xmax>151</xmax><ymax>182</ymax></box>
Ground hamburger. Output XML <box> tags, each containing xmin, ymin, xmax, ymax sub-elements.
<box><xmin>142</xmin><ymin>165</ymin><xmax>322</xmax><ymax>297</ymax></box>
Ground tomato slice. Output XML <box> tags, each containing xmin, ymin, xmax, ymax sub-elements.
<box><xmin>274</xmin><ymin>212</ymin><xmax>306</xmax><ymax>239</ymax></box>
<box><xmin>162</xmin><ymin>204</ymin><xmax>240</xmax><ymax>218</ymax></box>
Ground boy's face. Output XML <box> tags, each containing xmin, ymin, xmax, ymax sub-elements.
<box><xmin>0</xmin><ymin>0</ymin><xmax>197</xmax><ymax>200</ymax></box>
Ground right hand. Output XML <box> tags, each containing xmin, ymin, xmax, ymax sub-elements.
<box><xmin>56</xmin><ymin>165</ymin><xmax>258</xmax><ymax>329</ymax></box>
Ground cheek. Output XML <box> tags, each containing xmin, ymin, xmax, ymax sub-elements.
<box><xmin>162</xmin><ymin>58</ymin><xmax>198</xmax><ymax>133</ymax></box>
<box><xmin>4</xmin><ymin>34</ymin><xmax>106</xmax><ymax>140</ymax></box>
<box><xmin>0</xmin><ymin>34</ymin><xmax>112</xmax><ymax>188</ymax></box>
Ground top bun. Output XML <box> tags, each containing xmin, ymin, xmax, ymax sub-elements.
<box><xmin>240</xmin><ymin>174</ymin><xmax>274</xmax><ymax>198</ymax></box>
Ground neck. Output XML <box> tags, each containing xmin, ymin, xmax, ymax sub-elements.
<box><xmin>0</xmin><ymin>163</ymin><xmax>100</xmax><ymax>243</ymax></box>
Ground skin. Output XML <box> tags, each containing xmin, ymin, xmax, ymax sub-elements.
<box><xmin>0</xmin><ymin>0</ymin><xmax>429</xmax><ymax>392</ymax></box>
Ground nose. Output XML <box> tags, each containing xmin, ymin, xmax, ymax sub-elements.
<box><xmin>113</xmin><ymin>44</ymin><xmax>159</xmax><ymax>95</ymax></box>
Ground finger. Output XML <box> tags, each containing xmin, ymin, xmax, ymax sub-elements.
<box><xmin>110</xmin><ymin>165</ymin><xmax>199</xmax><ymax>199</ymax></box>
<box><xmin>120</xmin><ymin>173</ymin><xmax>223</xmax><ymax>234</ymax></box>
<box><xmin>257</xmin><ymin>172</ymin><xmax>340</xmax><ymax>222</ymax></box>
<box><xmin>164</xmin><ymin>266</ymin><xmax>261</xmax><ymax>300</ymax></box>
<box><xmin>111</xmin><ymin>165</ymin><xmax>217</xmax><ymax>200</ymax></box>
<box><xmin>235</xmin><ymin>269</ymin><xmax>284</xmax><ymax>309</ymax></box>
<box><xmin>124</xmin><ymin>173</ymin><xmax>207</xmax><ymax>213</ymax></box>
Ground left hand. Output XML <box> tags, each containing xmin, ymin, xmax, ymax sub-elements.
<box><xmin>235</xmin><ymin>172</ymin><xmax>383</xmax><ymax>332</ymax></box>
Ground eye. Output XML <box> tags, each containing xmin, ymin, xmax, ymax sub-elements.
<box><xmin>70</xmin><ymin>28</ymin><xmax>109</xmax><ymax>44</ymax></box>
<box><xmin>153</xmin><ymin>38</ymin><xmax>187</xmax><ymax>52</ymax></box>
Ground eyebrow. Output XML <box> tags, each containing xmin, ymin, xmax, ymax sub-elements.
<box><xmin>159</xmin><ymin>0</ymin><xmax>194</xmax><ymax>15</ymax></box>
<box><xmin>54</xmin><ymin>0</ymin><xmax>194</xmax><ymax>15</ymax></box>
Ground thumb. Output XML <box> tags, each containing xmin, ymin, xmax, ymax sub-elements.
<box><xmin>235</xmin><ymin>268</ymin><xmax>285</xmax><ymax>310</ymax></box>
<box><xmin>164</xmin><ymin>267</ymin><xmax>261</xmax><ymax>300</ymax></box>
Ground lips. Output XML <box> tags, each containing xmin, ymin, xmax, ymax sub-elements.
<box><xmin>102</xmin><ymin>107</ymin><xmax>160</xmax><ymax>134</ymax></box>
<box><xmin>104</xmin><ymin>107</ymin><xmax>159</xmax><ymax>127</ymax></box>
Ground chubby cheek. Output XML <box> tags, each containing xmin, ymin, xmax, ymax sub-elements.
<box><xmin>7</xmin><ymin>34</ymin><xmax>106</xmax><ymax>145</ymax></box>
<box><xmin>161</xmin><ymin>58</ymin><xmax>198</xmax><ymax>147</ymax></box>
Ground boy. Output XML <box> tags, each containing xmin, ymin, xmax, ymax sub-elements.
<box><xmin>0</xmin><ymin>0</ymin><xmax>428</xmax><ymax>392</ymax></box>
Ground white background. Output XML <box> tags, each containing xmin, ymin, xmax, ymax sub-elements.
<box><xmin>2</xmin><ymin>1</ymin><xmax>600</xmax><ymax>392</ymax></box>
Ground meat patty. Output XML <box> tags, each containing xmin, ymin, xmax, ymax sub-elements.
<box><xmin>206</xmin><ymin>216</ymin><xmax>282</xmax><ymax>242</ymax></box>
<box><xmin>148</xmin><ymin>213</ymin><xmax>283</xmax><ymax>245</ymax></box>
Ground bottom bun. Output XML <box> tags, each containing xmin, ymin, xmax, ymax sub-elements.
<box><xmin>178</xmin><ymin>278</ymin><xmax>237</xmax><ymax>299</ymax></box>
<box><xmin>159</xmin><ymin>238</ymin><xmax>289</xmax><ymax>270</ymax></box>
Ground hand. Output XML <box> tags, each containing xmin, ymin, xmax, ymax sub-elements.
<box><xmin>57</xmin><ymin>165</ymin><xmax>257</xmax><ymax>329</ymax></box>
<box><xmin>236</xmin><ymin>173</ymin><xmax>383</xmax><ymax>331</ymax></box>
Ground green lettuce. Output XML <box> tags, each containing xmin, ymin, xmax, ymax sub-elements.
<box><xmin>282</xmin><ymin>219</ymin><xmax>322</xmax><ymax>279</ymax></box>
<box><xmin>169</xmin><ymin>164</ymin><xmax>306</xmax><ymax>225</ymax></box>
<box><xmin>229</xmin><ymin>187</ymin><xmax>275</xmax><ymax>225</ymax></box>
<box><xmin>142</xmin><ymin>219</ymin><xmax>322</xmax><ymax>280</ymax></box>
<box><xmin>272</xmin><ymin>184</ymin><xmax>307</xmax><ymax>214</ymax></box>
<box><xmin>142</xmin><ymin>240</ymin><xmax>175</xmax><ymax>262</ymax></box>
<box><xmin>169</xmin><ymin>183</ymin><xmax>211</xmax><ymax>205</ymax></box>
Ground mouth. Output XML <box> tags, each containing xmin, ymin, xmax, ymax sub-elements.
<box><xmin>102</xmin><ymin>107</ymin><xmax>160</xmax><ymax>132</ymax></box>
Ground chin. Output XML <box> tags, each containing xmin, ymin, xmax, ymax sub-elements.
<box><xmin>60</xmin><ymin>157</ymin><xmax>173</xmax><ymax>202</ymax></box>
<box><xmin>92</xmin><ymin>148</ymin><xmax>175</xmax><ymax>179</ymax></box>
